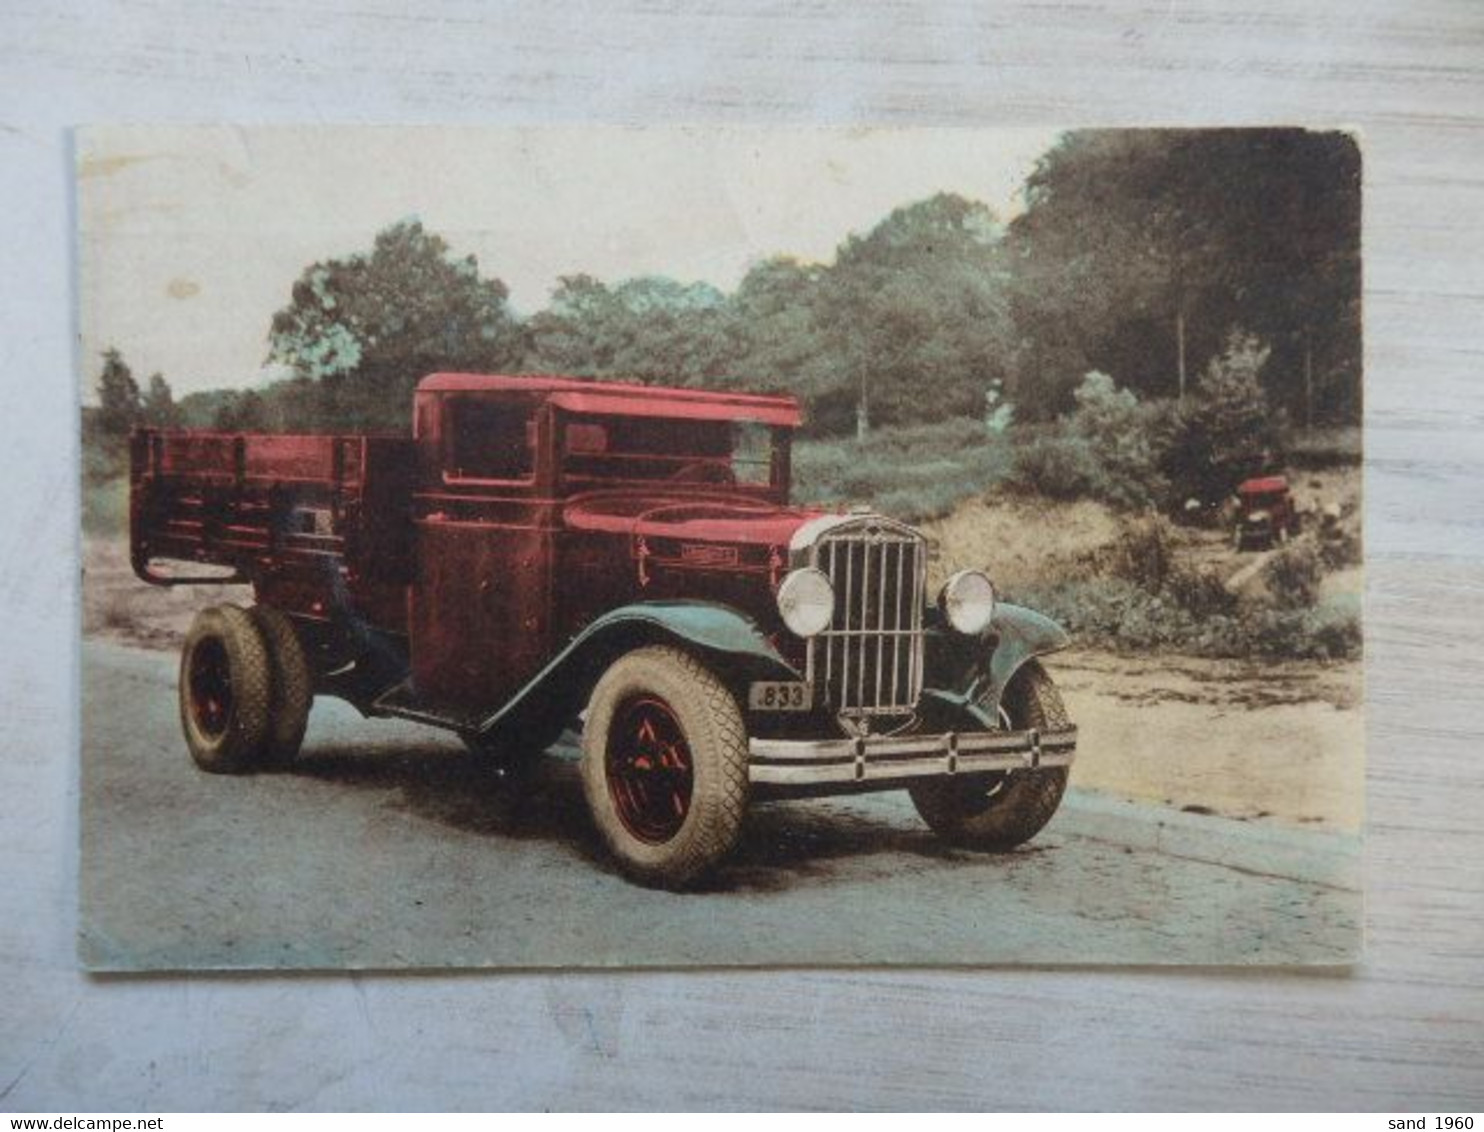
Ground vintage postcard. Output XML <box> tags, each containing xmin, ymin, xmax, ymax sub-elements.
<box><xmin>78</xmin><ymin>126</ymin><xmax>1363</xmax><ymax>969</ymax></box>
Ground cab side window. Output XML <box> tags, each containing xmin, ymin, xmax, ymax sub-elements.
<box><xmin>445</xmin><ymin>398</ymin><xmax>534</xmax><ymax>482</ymax></box>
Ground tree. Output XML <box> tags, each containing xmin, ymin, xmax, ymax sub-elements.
<box><xmin>141</xmin><ymin>372</ymin><xmax>180</xmax><ymax>428</ymax></box>
<box><xmin>526</xmin><ymin>273</ymin><xmax>740</xmax><ymax>388</ymax></box>
<box><xmin>211</xmin><ymin>389</ymin><xmax>269</xmax><ymax>432</ymax></box>
<box><xmin>95</xmin><ymin>348</ymin><xmax>142</xmax><ymax>438</ymax></box>
<box><xmin>267</xmin><ymin>220</ymin><xmax>524</xmax><ymax>431</ymax></box>
<box><xmin>820</xmin><ymin>193</ymin><xmax>1015</xmax><ymax>435</ymax></box>
<box><xmin>1006</xmin><ymin>129</ymin><xmax>1361</xmax><ymax>422</ymax></box>
<box><xmin>726</xmin><ymin>257</ymin><xmax>841</xmax><ymax>404</ymax></box>
<box><xmin>1164</xmin><ymin>330</ymin><xmax>1282</xmax><ymax>504</ymax></box>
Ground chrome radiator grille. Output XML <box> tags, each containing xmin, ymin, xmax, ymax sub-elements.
<box><xmin>806</xmin><ymin>518</ymin><xmax>927</xmax><ymax>722</ymax></box>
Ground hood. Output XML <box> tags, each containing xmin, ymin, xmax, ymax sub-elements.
<box><xmin>564</xmin><ymin>492</ymin><xmax>825</xmax><ymax>550</ymax></box>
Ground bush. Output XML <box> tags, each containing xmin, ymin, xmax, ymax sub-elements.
<box><xmin>1009</xmin><ymin>372</ymin><xmax>1170</xmax><ymax>510</ymax></box>
<box><xmin>1014</xmin><ymin>576</ymin><xmax>1360</xmax><ymax>661</ymax></box>
<box><xmin>1010</xmin><ymin>513</ymin><xmax>1355</xmax><ymax>661</ymax></box>
<box><xmin>1301</xmin><ymin>594</ymin><xmax>1363</xmax><ymax>661</ymax></box>
<box><xmin>1318</xmin><ymin>526</ymin><xmax>1362</xmax><ymax>571</ymax></box>
<box><xmin>82</xmin><ymin>475</ymin><xmax>129</xmax><ymax>535</ymax></box>
<box><xmin>1069</xmin><ymin>372</ymin><xmax>1170</xmax><ymax>509</ymax></box>
<box><xmin>1099</xmin><ymin>515</ymin><xmax>1177</xmax><ymax>591</ymax></box>
<box><xmin>1010</xmin><ymin>432</ymin><xmax>1097</xmax><ymax>500</ymax></box>
<box><xmin>1265</xmin><ymin>544</ymin><xmax>1322</xmax><ymax>608</ymax></box>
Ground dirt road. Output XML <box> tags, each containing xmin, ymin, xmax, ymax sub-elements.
<box><xmin>80</xmin><ymin>640</ymin><xmax>1360</xmax><ymax>970</ymax></box>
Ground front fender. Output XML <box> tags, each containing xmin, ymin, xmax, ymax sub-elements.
<box><xmin>471</xmin><ymin>600</ymin><xmax>798</xmax><ymax>741</ymax></box>
<box><xmin>921</xmin><ymin>602</ymin><xmax>1071</xmax><ymax>723</ymax></box>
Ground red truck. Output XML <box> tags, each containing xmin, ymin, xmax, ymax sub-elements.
<box><xmin>131</xmin><ymin>373</ymin><xmax>1077</xmax><ymax>887</ymax></box>
<box><xmin>1233</xmin><ymin>474</ymin><xmax>1302</xmax><ymax>550</ymax></box>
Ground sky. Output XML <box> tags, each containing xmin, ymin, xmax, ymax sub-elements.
<box><xmin>77</xmin><ymin>125</ymin><xmax>1062</xmax><ymax>400</ymax></box>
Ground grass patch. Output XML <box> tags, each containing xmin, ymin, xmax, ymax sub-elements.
<box><xmin>793</xmin><ymin>418</ymin><xmax>1012</xmax><ymax>522</ymax></box>
<box><xmin>1285</xmin><ymin>426</ymin><xmax>1362</xmax><ymax>469</ymax></box>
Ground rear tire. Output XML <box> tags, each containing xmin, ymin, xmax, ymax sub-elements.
<box><xmin>179</xmin><ymin>604</ymin><xmax>274</xmax><ymax>774</ymax></box>
<box><xmin>249</xmin><ymin>605</ymin><xmax>313</xmax><ymax>766</ymax></box>
<box><xmin>910</xmin><ymin>660</ymin><xmax>1070</xmax><ymax>851</ymax></box>
<box><xmin>581</xmin><ymin>646</ymin><xmax>749</xmax><ymax>889</ymax></box>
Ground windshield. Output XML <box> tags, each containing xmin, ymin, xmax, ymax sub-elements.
<box><xmin>560</xmin><ymin>415</ymin><xmax>782</xmax><ymax>491</ymax></box>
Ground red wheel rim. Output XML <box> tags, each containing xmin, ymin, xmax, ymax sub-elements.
<box><xmin>606</xmin><ymin>696</ymin><xmax>694</xmax><ymax>844</ymax></box>
<box><xmin>188</xmin><ymin>637</ymin><xmax>233</xmax><ymax>738</ymax></box>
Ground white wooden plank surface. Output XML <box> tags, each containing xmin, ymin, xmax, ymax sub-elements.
<box><xmin>2</xmin><ymin>0</ymin><xmax>1482</xmax><ymax>1110</ymax></box>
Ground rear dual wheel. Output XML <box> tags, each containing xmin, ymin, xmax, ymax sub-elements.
<box><xmin>179</xmin><ymin>603</ymin><xmax>312</xmax><ymax>773</ymax></box>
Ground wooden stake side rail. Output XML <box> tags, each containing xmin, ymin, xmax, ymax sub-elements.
<box><xmin>129</xmin><ymin>429</ymin><xmax>418</xmax><ymax>589</ymax></box>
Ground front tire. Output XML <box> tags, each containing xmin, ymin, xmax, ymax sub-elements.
<box><xmin>910</xmin><ymin>660</ymin><xmax>1070</xmax><ymax>851</ymax></box>
<box><xmin>179</xmin><ymin>604</ymin><xmax>274</xmax><ymax>774</ymax></box>
<box><xmin>581</xmin><ymin>646</ymin><xmax>749</xmax><ymax>889</ymax></box>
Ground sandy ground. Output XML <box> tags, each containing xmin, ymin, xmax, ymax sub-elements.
<box><xmin>84</xmin><ymin>533</ymin><xmax>1363</xmax><ymax>833</ymax></box>
<box><xmin>1055</xmin><ymin>647</ymin><xmax>1362</xmax><ymax>830</ymax></box>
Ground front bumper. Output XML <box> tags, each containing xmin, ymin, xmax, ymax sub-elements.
<box><xmin>748</xmin><ymin>725</ymin><xmax>1077</xmax><ymax>791</ymax></box>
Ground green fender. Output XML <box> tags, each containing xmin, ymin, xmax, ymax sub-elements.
<box><xmin>920</xmin><ymin>602</ymin><xmax>1071</xmax><ymax>727</ymax></box>
<box><xmin>986</xmin><ymin>603</ymin><xmax>1071</xmax><ymax>703</ymax></box>
<box><xmin>471</xmin><ymin>600</ymin><xmax>798</xmax><ymax>741</ymax></box>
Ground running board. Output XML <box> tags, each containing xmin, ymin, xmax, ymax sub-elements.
<box><xmin>369</xmin><ymin>680</ymin><xmax>485</xmax><ymax>734</ymax></box>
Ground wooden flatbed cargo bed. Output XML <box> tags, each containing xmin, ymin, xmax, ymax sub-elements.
<box><xmin>129</xmin><ymin>429</ymin><xmax>416</xmax><ymax>627</ymax></box>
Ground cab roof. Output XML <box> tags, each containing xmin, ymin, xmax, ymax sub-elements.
<box><xmin>1238</xmin><ymin>475</ymin><xmax>1290</xmax><ymax>494</ymax></box>
<box><xmin>417</xmin><ymin>372</ymin><xmax>802</xmax><ymax>427</ymax></box>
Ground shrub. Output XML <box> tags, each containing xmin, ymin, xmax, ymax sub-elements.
<box><xmin>1013</xmin><ymin>576</ymin><xmax>1359</xmax><ymax>661</ymax></box>
<box><xmin>1009</xmin><ymin>372</ymin><xmax>1171</xmax><ymax>510</ymax></box>
<box><xmin>1265</xmin><ymin>544</ymin><xmax>1322</xmax><ymax>608</ymax></box>
<box><xmin>1318</xmin><ymin>526</ymin><xmax>1362</xmax><ymax>571</ymax></box>
<box><xmin>1069</xmin><ymin>372</ymin><xmax>1171</xmax><ymax>509</ymax></box>
<box><xmin>1011</xmin><ymin>512</ymin><xmax>1356</xmax><ymax>661</ymax></box>
<box><xmin>1301</xmin><ymin>594</ymin><xmax>1363</xmax><ymax>661</ymax></box>
<box><xmin>1010</xmin><ymin>432</ymin><xmax>1097</xmax><ymax>500</ymax></box>
<box><xmin>1100</xmin><ymin>515</ymin><xmax>1177</xmax><ymax>591</ymax></box>
<box><xmin>82</xmin><ymin>476</ymin><xmax>129</xmax><ymax>535</ymax></box>
<box><xmin>1164</xmin><ymin>565</ymin><xmax>1239</xmax><ymax>621</ymax></box>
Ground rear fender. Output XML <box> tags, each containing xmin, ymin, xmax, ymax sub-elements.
<box><xmin>472</xmin><ymin>600</ymin><xmax>798</xmax><ymax>743</ymax></box>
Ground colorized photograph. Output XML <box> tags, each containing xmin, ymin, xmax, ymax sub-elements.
<box><xmin>78</xmin><ymin>126</ymin><xmax>1363</xmax><ymax>969</ymax></box>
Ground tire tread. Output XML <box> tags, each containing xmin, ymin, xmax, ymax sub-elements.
<box><xmin>249</xmin><ymin>605</ymin><xmax>313</xmax><ymax>766</ymax></box>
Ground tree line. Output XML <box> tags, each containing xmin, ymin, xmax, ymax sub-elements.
<box><xmin>89</xmin><ymin>128</ymin><xmax>1361</xmax><ymax>443</ymax></box>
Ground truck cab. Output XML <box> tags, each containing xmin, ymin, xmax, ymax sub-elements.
<box><xmin>405</xmin><ymin>374</ymin><xmax>809</xmax><ymax>717</ymax></box>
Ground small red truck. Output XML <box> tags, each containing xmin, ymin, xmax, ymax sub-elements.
<box><xmin>1233</xmin><ymin>474</ymin><xmax>1302</xmax><ymax>551</ymax></box>
<box><xmin>131</xmin><ymin>373</ymin><xmax>1077</xmax><ymax>887</ymax></box>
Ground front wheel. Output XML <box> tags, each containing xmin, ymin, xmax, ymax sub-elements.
<box><xmin>910</xmin><ymin>660</ymin><xmax>1070</xmax><ymax>851</ymax></box>
<box><xmin>580</xmin><ymin>646</ymin><xmax>749</xmax><ymax>889</ymax></box>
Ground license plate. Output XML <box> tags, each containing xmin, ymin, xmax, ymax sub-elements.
<box><xmin>748</xmin><ymin>681</ymin><xmax>812</xmax><ymax>711</ymax></box>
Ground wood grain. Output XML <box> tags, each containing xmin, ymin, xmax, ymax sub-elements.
<box><xmin>2</xmin><ymin>0</ymin><xmax>1482</xmax><ymax>1110</ymax></box>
